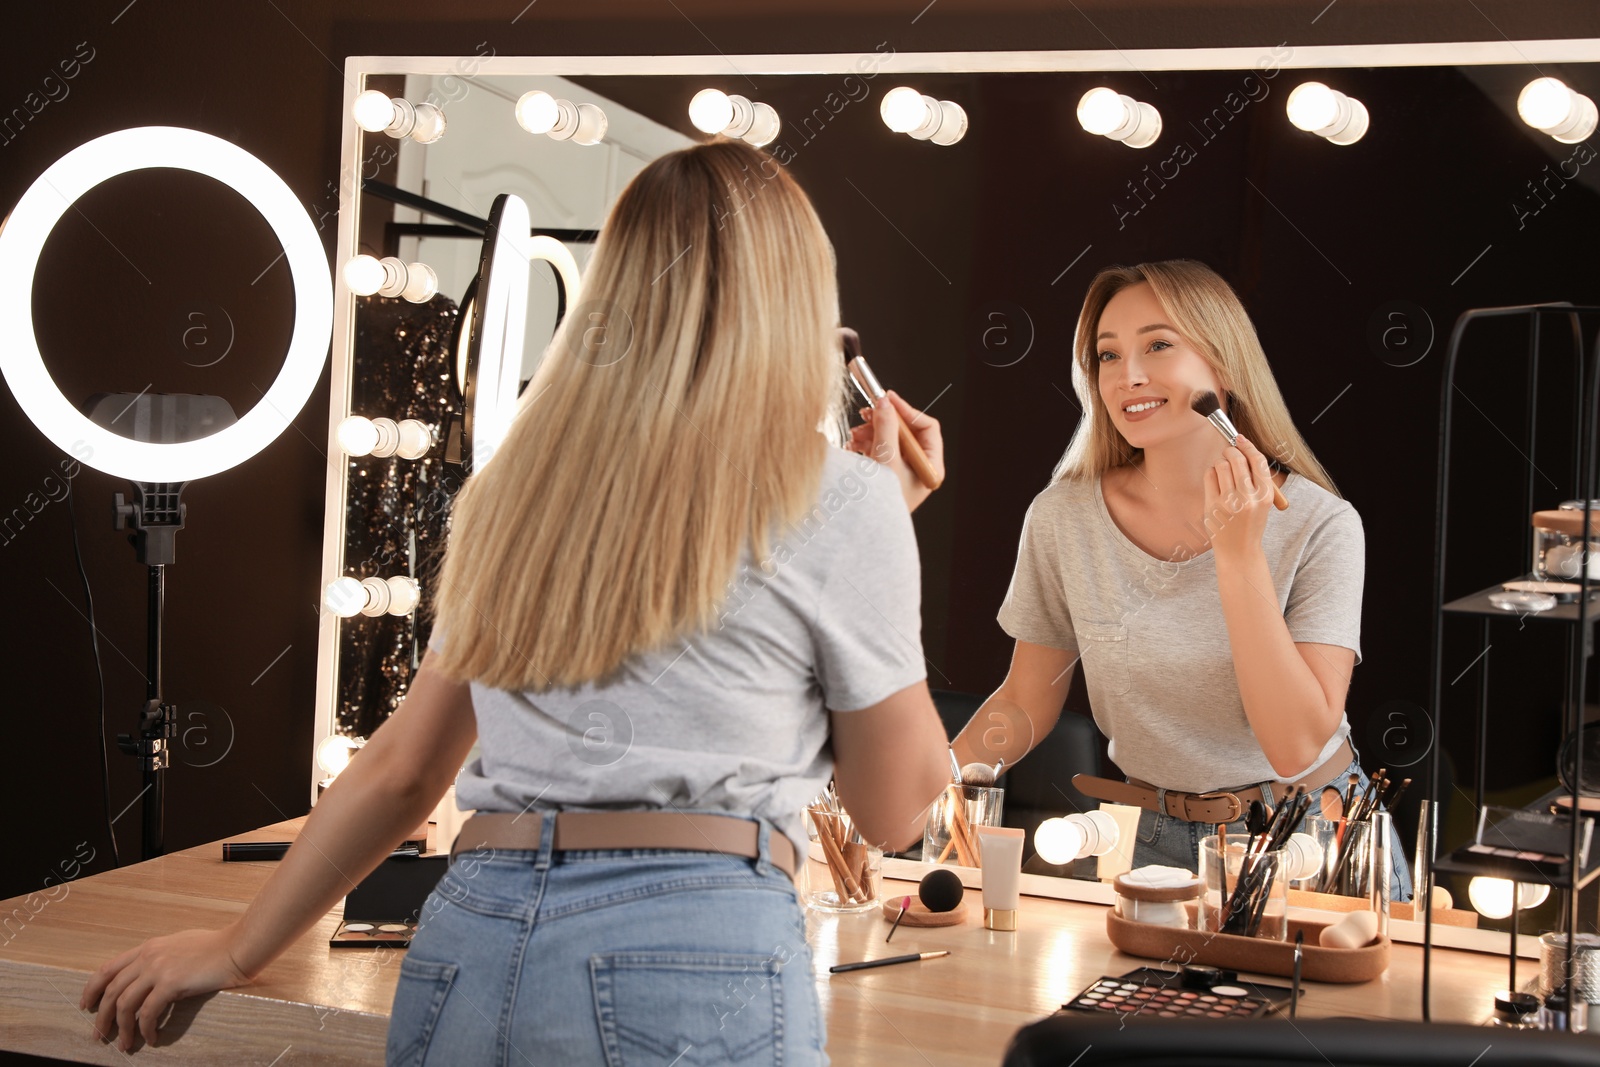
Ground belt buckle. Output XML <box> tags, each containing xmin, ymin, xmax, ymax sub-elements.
<box><xmin>1191</xmin><ymin>790</ymin><xmax>1242</xmax><ymax>823</ymax></box>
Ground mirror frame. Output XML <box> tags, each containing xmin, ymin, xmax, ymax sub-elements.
<box><xmin>321</xmin><ymin>40</ymin><xmax>1600</xmax><ymax>959</ymax></box>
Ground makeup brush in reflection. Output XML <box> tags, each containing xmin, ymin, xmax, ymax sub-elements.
<box><xmin>1189</xmin><ymin>390</ymin><xmax>1289</xmax><ymax>511</ymax></box>
<box><xmin>842</xmin><ymin>327</ymin><xmax>942</xmax><ymax>491</ymax></box>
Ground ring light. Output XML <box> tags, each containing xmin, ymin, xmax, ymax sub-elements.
<box><xmin>0</xmin><ymin>126</ymin><xmax>333</xmax><ymax>483</ymax></box>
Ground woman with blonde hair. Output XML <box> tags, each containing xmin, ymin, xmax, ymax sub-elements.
<box><xmin>79</xmin><ymin>138</ymin><xmax>952</xmax><ymax>1063</ymax></box>
<box><xmin>947</xmin><ymin>260</ymin><xmax>1410</xmax><ymax>897</ymax></box>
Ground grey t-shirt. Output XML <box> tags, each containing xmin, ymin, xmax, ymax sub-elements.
<box><xmin>437</xmin><ymin>445</ymin><xmax>927</xmax><ymax>859</ymax></box>
<box><xmin>997</xmin><ymin>471</ymin><xmax>1363</xmax><ymax>793</ymax></box>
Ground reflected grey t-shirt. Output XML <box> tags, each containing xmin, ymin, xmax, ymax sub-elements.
<box><xmin>436</xmin><ymin>445</ymin><xmax>926</xmax><ymax>859</ymax></box>
<box><xmin>997</xmin><ymin>472</ymin><xmax>1363</xmax><ymax>793</ymax></box>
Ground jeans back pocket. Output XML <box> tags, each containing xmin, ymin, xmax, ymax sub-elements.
<box><xmin>591</xmin><ymin>951</ymin><xmax>785</xmax><ymax>1066</ymax></box>
<box><xmin>385</xmin><ymin>957</ymin><xmax>459</xmax><ymax>1067</ymax></box>
<box><xmin>1077</xmin><ymin>621</ymin><xmax>1130</xmax><ymax>695</ymax></box>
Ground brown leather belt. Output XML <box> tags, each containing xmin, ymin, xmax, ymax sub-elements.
<box><xmin>1072</xmin><ymin>739</ymin><xmax>1355</xmax><ymax>824</ymax></box>
<box><xmin>449</xmin><ymin>810</ymin><xmax>797</xmax><ymax>882</ymax></box>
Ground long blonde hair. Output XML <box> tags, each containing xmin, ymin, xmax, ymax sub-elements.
<box><xmin>1053</xmin><ymin>259</ymin><xmax>1338</xmax><ymax>495</ymax></box>
<box><xmin>431</xmin><ymin>139</ymin><xmax>846</xmax><ymax>691</ymax></box>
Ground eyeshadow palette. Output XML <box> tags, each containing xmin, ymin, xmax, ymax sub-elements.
<box><xmin>329</xmin><ymin>918</ymin><xmax>418</xmax><ymax>947</ymax></box>
<box><xmin>1060</xmin><ymin>969</ymin><xmax>1292</xmax><ymax>1020</ymax></box>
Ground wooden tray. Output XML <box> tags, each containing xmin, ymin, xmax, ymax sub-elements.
<box><xmin>1105</xmin><ymin>910</ymin><xmax>1389</xmax><ymax>983</ymax></box>
<box><xmin>1287</xmin><ymin>888</ymin><xmax>1479</xmax><ymax>928</ymax></box>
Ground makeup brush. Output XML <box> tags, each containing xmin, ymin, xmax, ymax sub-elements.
<box><xmin>843</xmin><ymin>327</ymin><xmax>942</xmax><ymax>491</ymax></box>
<box><xmin>1189</xmin><ymin>390</ymin><xmax>1289</xmax><ymax>511</ymax></box>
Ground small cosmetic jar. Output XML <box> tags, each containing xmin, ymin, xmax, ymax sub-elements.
<box><xmin>1113</xmin><ymin>865</ymin><xmax>1200</xmax><ymax>928</ymax></box>
<box><xmin>1533</xmin><ymin>509</ymin><xmax>1600</xmax><ymax>581</ymax></box>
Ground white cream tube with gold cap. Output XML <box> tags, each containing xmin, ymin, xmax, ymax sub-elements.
<box><xmin>977</xmin><ymin>827</ymin><xmax>1025</xmax><ymax>931</ymax></box>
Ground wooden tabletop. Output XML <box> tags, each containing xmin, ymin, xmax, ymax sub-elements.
<box><xmin>0</xmin><ymin>819</ymin><xmax>1511</xmax><ymax>1065</ymax></box>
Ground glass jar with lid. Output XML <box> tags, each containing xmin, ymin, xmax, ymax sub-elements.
<box><xmin>1488</xmin><ymin>990</ymin><xmax>1541</xmax><ymax>1028</ymax></box>
<box><xmin>1533</xmin><ymin>509</ymin><xmax>1600</xmax><ymax>581</ymax></box>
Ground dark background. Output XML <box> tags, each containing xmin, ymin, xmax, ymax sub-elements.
<box><xmin>6</xmin><ymin>3</ymin><xmax>1600</xmax><ymax>1023</ymax></box>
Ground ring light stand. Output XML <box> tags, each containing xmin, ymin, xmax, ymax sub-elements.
<box><xmin>0</xmin><ymin>127</ymin><xmax>333</xmax><ymax>859</ymax></box>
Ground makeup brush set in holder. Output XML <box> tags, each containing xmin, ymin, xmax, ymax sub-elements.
<box><xmin>805</xmin><ymin>784</ymin><xmax>882</xmax><ymax>912</ymax></box>
<box><xmin>921</xmin><ymin>753</ymin><xmax>1005</xmax><ymax>867</ymax></box>
<box><xmin>1310</xmin><ymin>769</ymin><xmax>1406</xmax><ymax>899</ymax></box>
<box><xmin>1106</xmin><ymin>785</ymin><xmax>1392</xmax><ymax>983</ymax></box>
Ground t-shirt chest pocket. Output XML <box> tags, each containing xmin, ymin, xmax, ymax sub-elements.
<box><xmin>1077</xmin><ymin>621</ymin><xmax>1130</xmax><ymax>695</ymax></box>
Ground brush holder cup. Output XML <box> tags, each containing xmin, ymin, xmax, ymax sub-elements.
<box><xmin>921</xmin><ymin>783</ymin><xmax>1004</xmax><ymax>867</ymax></box>
<box><xmin>1199</xmin><ymin>835</ymin><xmax>1288</xmax><ymax>941</ymax></box>
<box><xmin>803</xmin><ymin>806</ymin><xmax>881</xmax><ymax>913</ymax></box>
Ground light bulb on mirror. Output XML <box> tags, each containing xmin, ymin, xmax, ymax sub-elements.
<box><xmin>1034</xmin><ymin>818</ymin><xmax>1087</xmax><ymax>865</ymax></box>
<box><xmin>324</xmin><ymin>575</ymin><xmax>421</xmax><ymax>618</ymax></box>
<box><xmin>1076</xmin><ymin>88</ymin><xmax>1161</xmax><ymax>148</ymax></box>
<box><xmin>1466</xmin><ymin>877</ymin><xmax>1551</xmax><ymax>920</ymax></box>
<box><xmin>1034</xmin><ymin>811</ymin><xmax>1119</xmax><ymax>864</ymax></box>
<box><xmin>338</xmin><ymin>415</ymin><xmax>433</xmax><ymax>459</ymax></box>
<box><xmin>343</xmin><ymin>255</ymin><xmax>437</xmax><ymax>303</ymax></box>
<box><xmin>879</xmin><ymin>86</ymin><xmax>967</xmax><ymax>145</ymax></box>
<box><xmin>315</xmin><ymin>733</ymin><xmax>365</xmax><ymax>777</ymax></box>
<box><xmin>351</xmin><ymin>90</ymin><xmax>446</xmax><ymax>144</ymax></box>
<box><xmin>688</xmin><ymin>89</ymin><xmax>781</xmax><ymax>147</ymax></box>
<box><xmin>1518</xmin><ymin>77</ymin><xmax>1598</xmax><ymax>143</ymax></box>
<box><xmin>689</xmin><ymin>88</ymin><xmax>736</xmax><ymax>134</ymax></box>
<box><xmin>352</xmin><ymin>89</ymin><xmax>397</xmax><ymax>133</ymax></box>
<box><xmin>516</xmin><ymin>91</ymin><xmax>608</xmax><ymax>145</ymax></box>
<box><xmin>1076</xmin><ymin>87</ymin><xmax>1128</xmax><ymax>135</ymax></box>
<box><xmin>1286</xmin><ymin>81</ymin><xmax>1369</xmax><ymax>145</ymax></box>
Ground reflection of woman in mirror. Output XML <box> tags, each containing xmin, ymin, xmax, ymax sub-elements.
<box><xmin>79</xmin><ymin>139</ymin><xmax>953</xmax><ymax>1062</ymax></box>
<box><xmin>944</xmin><ymin>260</ymin><xmax>1411</xmax><ymax>898</ymax></box>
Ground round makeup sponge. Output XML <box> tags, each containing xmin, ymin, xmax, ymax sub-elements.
<box><xmin>1320</xmin><ymin>909</ymin><xmax>1380</xmax><ymax>949</ymax></box>
<box><xmin>919</xmin><ymin>868</ymin><xmax>965</xmax><ymax>912</ymax></box>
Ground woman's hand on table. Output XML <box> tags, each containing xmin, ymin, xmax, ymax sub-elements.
<box><xmin>1205</xmin><ymin>433</ymin><xmax>1273</xmax><ymax>564</ymax></box>
<box><xmin>847</xmin><ymin>389</ymin><xmax>945</xmax><ymax>513</ymax></box>
<box><xmin>80</xmin><ymin>924</ymin><xmax>251</xmax><ymax>1051</ymax></box>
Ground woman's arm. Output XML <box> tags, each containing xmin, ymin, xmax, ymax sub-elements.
<box><xmin>1210</xmin><ymin>437</ymin><xmax>1351</xmax><ymax>776</ymax></box>
<box><xmin>80</xmin><ymin>656</ymin><xmax>477</xmax><ymax>1052</ymax></box>
<box><xmin>950</xmin><ymin>639</ymin><xmax>1077</xmax><ymax>771</ymax></box>
<box><xmin>829</xmin><ymin>680</ymin><xmax>952</xmax><ymax>849</ymax></box>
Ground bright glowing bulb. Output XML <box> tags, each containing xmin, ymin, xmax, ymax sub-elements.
<box><xmin>1467</xmin><ymin>877</ymin><xmax>1550</xmax><ymax>920</ymax></box>
<box><xmin>337</xmin><ymin>415</ymin><xmax>379</xmax><ymax>456</ymax></box>
<box><xmin>395</xmin><ymin>419</ymin><xmax>432</xmax><ymax>460</ymax></box>
<box><xmin>352</xmin><ymin>90</ymin><xmax>396</xmax><ymax>133</ymax></box>
<box><xmin>385</xmin><ymin>575</ymin><xmax>421</xmax><ymax>616</ymax></box>
<box><xmin>324</xmin><ymin>576</ymin><xmax>367</xmax><ymax>618</ymax></box>
<box><xmin>689</xmin><ymin>88</ymin><xmax>735</xmax><ymax>134</ymax></box>
<box><xmin>1077</xmin><ymin>88</ymin><xmax>1128</xmax><ymax>136</ymax></box>
<box><xmin>881</xmin><ymin>87</ymin><xmax>930</xmax><ymax>134</ymax></box>
<box><xmin>1286</xmin><ymin>82</ymin><xmax>1340</xmax><ymax>132</ymax></box>
<box><xmin>1034</xmin><ymin>817</ymin><xmax>1088</xmax><ymax>865</ymax></box>
<box><xmin>516</xmin><ymin>91</ymin><xmax>561</xmax><ymax>135</ymax></box>
<box><xmin>342</xmin><ymin>254</ymin><xmax>386</xmax><ymax>296</ymax></box>
<box><xmin>1519</xmin><ymin>77</ymin><xmax>1575</xmax><ymax>130</ymax></box>
<box><xmin>315</xmin><ymin>733</ymin><xmax>363</xmax><ymax>776</ymax></box>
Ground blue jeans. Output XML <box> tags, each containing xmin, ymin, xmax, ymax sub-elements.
<box><xmin>385</xmin><ymin>814</ymin><xmax>826</xmax><ymax>1066</ymax></box>
<box><xmin>1129</xmin><ymin>756</ymin><xmax>1415</xmax><ymax>903</ymax></box>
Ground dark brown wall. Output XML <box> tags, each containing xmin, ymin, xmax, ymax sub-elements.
<box><xmin>5</xmin><ymin>1</ymin><xmax>1600</xmax><ymax>936</ymax></box>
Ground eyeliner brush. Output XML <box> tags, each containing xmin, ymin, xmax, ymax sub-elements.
<box><xmin>1190</xmin><ymin>390</ymin><xmax>1289</xmax><ymax>510</ymax></box>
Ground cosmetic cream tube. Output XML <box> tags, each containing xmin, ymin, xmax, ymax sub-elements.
<box><xmin>977</xmin><ymin>826</ymin><xmax>1025</xmax><ymax>931</ymax></box>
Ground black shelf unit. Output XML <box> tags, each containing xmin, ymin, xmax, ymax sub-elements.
<box><xmin>1424</xmin><ymin>302</ymin><xmax>1599</xmax><ymax>1023</ymax></box>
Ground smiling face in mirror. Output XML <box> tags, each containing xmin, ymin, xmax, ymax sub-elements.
<box><xmin>1094</xmin><ymin>282</ymin><xmax>1227</xmax><ymax>454</ymax></box>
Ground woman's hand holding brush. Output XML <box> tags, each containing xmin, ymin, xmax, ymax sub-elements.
<box><xmin>848</xmin><ymin>390</ymin><xmax>945</xmax><ymax>514</ymax></box>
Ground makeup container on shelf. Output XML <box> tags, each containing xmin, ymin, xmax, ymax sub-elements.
<box><xmin>1533</xmin><ymin>508</ymin><xmax>1600</xmax><ymax>581</ymax></box>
